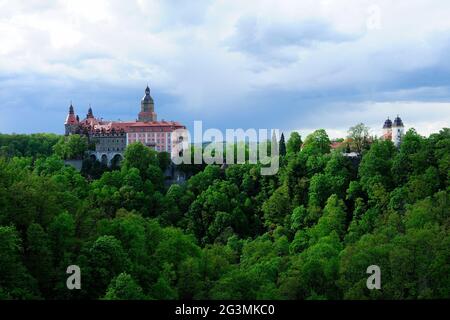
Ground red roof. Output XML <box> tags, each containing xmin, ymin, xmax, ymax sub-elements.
<box><xmin>128</xmin><ymin>121</ymin><xmax>184</xmax><ymax>127</ymax></box>
<box><xmin>382</xmin><ymin>132</ymin><xmax>392</xmax><ymax>140</ymax></box>
<box><xmin>76</xmin><ymin>117</ymin><xmax>185</xmax><ymax>134</ymax></box>
<box><xmin>65</xmin><ymin>114</ymin><xmax>78</xmax><ymax>125</ymax></box>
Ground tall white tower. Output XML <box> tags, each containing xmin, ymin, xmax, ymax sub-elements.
<box><xmin>392</xmin><ymin>115</ymin><xmax>404</xmax><ymax>148</ymax></box>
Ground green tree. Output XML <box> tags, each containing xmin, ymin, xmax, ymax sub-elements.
<box><xmin>53</xmin><ymin>134</ymin><xmax>88</xmax><ymax>160</ymax></box>
<box><xmin>308</xmin><ymin>194</ymin><xmax>348</xmax><ymax>242</ymax></box>
<box><xmin>347</xmin><ymin>123</ymin><xmax>370</xmax><ymax>154</ymax></box>
<box><xmin>290</xmin><ymin>205</ymin><xmax>308</xmax><ymax>232</ymax></box>
<box><xmin>48</xmin><ymin>212</ymin><xmax>76</xmax><ymax>264</ymax></box>
<box><xmin>187</xmin><ymin>180</ymin><xmax>244</xmax><ymax>243</ymax></box>
<box><xmin>122</xmin><ymin>142</ymin><xmax>158</xmax><ymax>179</ymax></box>
<box><xmin>279</xmin><ymin>232</ymin><xmax>343</xmax><ymax>299</ymax></box>
<box><xmin>287</xmin><ymin>132</ymin><xmax>302</xmax><ymax>154</ymax></box>
<box><xmin>302</xmin><ymin>129</ymin><xmax>331</xmax><ymax>156</ymax></box>
<box><xmin>25</xmin><ymin>223</ymin><xmax>53</xmax><ymax>297</ymax></box>
<box><xmin>391</xmin><ymin>128</ymin><xmax>426</xmax><ymax>186</ymax></box>
<box><xmin>279</xmin><ymin>133</ymin><xmax>287</xmax><ymax>156</ymax></box>
<box><xmin>358</xmin><ymin>140</ymin><xmax>396</xmax><ymax>194</ymax></box>
<box><xmin>0</xmin><ymin>226</ymin><xmax>38</xmax><ymax>299</ymax></box>
<box><xmin>86</xmin><ymin>235</ymin><xmax>130</xmax><ymax>298</ymax></box>
<box><xmin>157</xmin><ymin>151</ymin><xmax>172</xmax><ymax>171</ymax></box>
<box><xmin>104</xmin><ymin>273</ymin><xmax>146</xmax><ymax>300</ymax></box>
<box><xmin>308</xmin><ymin>173</ymin><xmax>333</xmax><ymax>207</ymax></box>
<box><xmin>262</xmin><ymin>185</ymin><xmax>291</xmax><ymax>228</ymax></box>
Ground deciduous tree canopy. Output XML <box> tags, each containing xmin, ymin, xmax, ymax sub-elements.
<box><xmin>0</xmin><ymin>127</ymin><xmax>448</xmax><ymax>300</ymax></box>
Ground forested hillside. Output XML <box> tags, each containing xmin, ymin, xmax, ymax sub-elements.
<box><xmin>0</xmin><ymin>133</ymin><xmax>60</xmax><ymax>158</ymax></box>
<box><xmin>0</xmin><ymin>128</ymin><xmax>449</xmax><ymax>300</ymax></box>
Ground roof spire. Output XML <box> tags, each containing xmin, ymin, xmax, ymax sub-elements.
<box><xmin>69</xmin><ymin>101</ymin><xmax>74</xmax><ymax>114</ymax></box>
<box><xmin>87</xmin><ymin>104</ymin><xmax>94</xmax><ymax>119</ymax></box>
<box><xmin>383</xmin><ymin>117</ymin><xmax>392</xmax><ymax>129</ymax></box>
<box><xmin>393</xmin><ymin>115</ymin><xmax>404</xmax><ymax>127</ymax></box>
<box><xmin>65</xmin><ymin>101</ymin><xmax>77</xmax><ymax>125</ymax></box>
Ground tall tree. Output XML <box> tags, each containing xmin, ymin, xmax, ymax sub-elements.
<box><xmin>0</xmin><ymin>226</ymin><xmax>38</xmax><ymax>299</ymax></box>
<box><xmin>279</xmin><ymin>133</ymin><xmax>287</xmax><ymax>156</ymax></box>
<box><xmin>53</xmin><ymin>134</ymin><xmax>88</xmax><ymax>160</ymax></box>
<box><xmin>347</xmin><ymin>123</ymin><xmax>370</xmax><ymax>154</ymax></box>
<box><xmin>302</xmin><ymin>129</ymin><xmax>331</xmax><ymax>156</ymax></box>
<box><xmin>122</xmin><ymin>142</ymin><xmax>158</xmax><ymax>180</ymax></box>
<box><xmin>262</xmin><ymin>185</ymin><xmax>291</xmax><ymax>228</ymax></box>
<box><xmin>25</xmin><ymin>223</ymin><xmax>53</xmax><ymax>297</ymax></box>
<box><xmin>287</xmin><ymin>132</ymin><xmax>302</xmax><ymax>154</ymax></box>
<box><xmin>86</xmin><ymin>235</ymin><xmax>130</xmax><ymax>298</ymax></box>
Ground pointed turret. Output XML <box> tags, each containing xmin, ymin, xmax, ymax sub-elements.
<box><xmin>65</xmin><ymin>102</ymin><xmax>79</xmax><ymax>135</ymax></box>
<box><xmin>87</xmin><ymin>105</ymin><xmax>94</xmax><ymax>119</ymax></box>
<box><xmin>393</xmin><ymin>115</ymin><xmax>404</xmax><ymax>128</ymax></box>
<box><xmin>383</xmin><ymin>117</ymin><xmax>392</xmax><ymax>129</ymax></box>
<box><xmin>138</xmin><ymin>84</ymin><xmax>157</xmax><ymax>122</ymax></box>
<box><xmin>65</xmin><ymin>103</ymin><xmax>78</xmax><ymax>125</ymax></box>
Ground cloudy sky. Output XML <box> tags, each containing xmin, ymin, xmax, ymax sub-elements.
<box><xmin>0</xmin><ymin>0</ymin><xmax>449</xmax><ymax>138</ymax></box>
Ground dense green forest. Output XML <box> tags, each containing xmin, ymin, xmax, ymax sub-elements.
<box><xmin>0</xmin><ymin>127</ymin><xmax>449</xmax><ymax>300</ymax></box>
<box><xmin>0</xmin><ymin>133</ymin><xmax>60</xmax><ymax>158</ymax></box>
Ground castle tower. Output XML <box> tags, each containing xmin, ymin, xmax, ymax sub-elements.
<box><xmin>64</xmin><ymin>103</ymin><xmax>79</xmax><ymax>135</ymax></box>
<box><xmin>138</xmin><ymin>85</ymin><xmax>157</xmax><ymax>122</ymax></box>
<box><xmin>392</xmin><ymin>115</ymin><xmax>404</xmax><ymax>148</ymax></box>
<box><xmin>86</xmin><ymin>105</ymin><xmax>94</xmax><ymax>119</ymax></box>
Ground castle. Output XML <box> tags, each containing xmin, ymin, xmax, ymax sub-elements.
<box><xmin>64</xmin><ymin>85</ymin><xmax>185</xmax><ymax>165</ymax></box>
<box><xmin>382</xmin><ymin>115</ymin><xmax>405</xmax><ymax>147</ymax></box>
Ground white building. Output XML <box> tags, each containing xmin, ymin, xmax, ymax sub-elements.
<box><xmin>382</xmin><ymin>115</ymin><xmax>404</xmax><ymax>148</ymax></box>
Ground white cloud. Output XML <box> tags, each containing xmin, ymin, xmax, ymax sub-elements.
<box><xmin>0</xmin><ymin>0</ymin><xmax>450</xmax><ymax>134</ymax></box>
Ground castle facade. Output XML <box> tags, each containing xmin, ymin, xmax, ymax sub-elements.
<box><xmin>64</xmin><ymin>85</ymin><xmax>185</xmax><ymax>165</ymax></box>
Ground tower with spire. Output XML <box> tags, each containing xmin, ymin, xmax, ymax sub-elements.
<box><xmin>87</xmin><ymin>105</ymin><xmax>94</xmax><ymax>119</ymax></box>
<box><xmin>138</xmin><ymin>85</ymin><xmax>157</xmax><ymax>122</ymax></box>
<box><xmin>392</xmin><ymin>115</ymin><xmax>404</xmax><ymax>148</ymax></box>
<box><xmin>64</xmin><ymin>102</ymin><xmax>79</xmax><ymax>135</ymax></box>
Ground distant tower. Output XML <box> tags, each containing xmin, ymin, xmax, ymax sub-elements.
<box><xmin>382</xmin><ymin>117</ymin><xmax>392</xmax><ymax>140</ymax></box>
<box><xmin>64</xmin><ymin>103</ymin><xmax>79</xmax><ymax>135</ymax></box>
<box><xmin>86</xmin><ymin>105</ymin><xmax>94</xmax><ymax>119</ymax></box>
<box><xmin>392</xmin><ymin>115</ymin><xmax>404</xmax><ymax>147</ymax></box>
<box><xmin>138</xmin><ymin>85</ymin><xmax>157</xmax><ymax>122</ymax></box>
